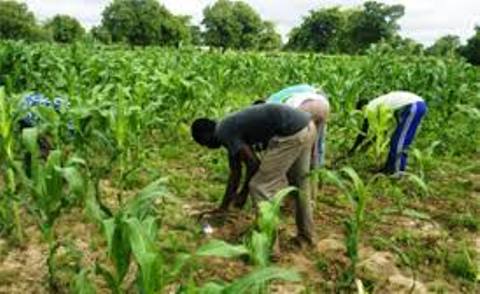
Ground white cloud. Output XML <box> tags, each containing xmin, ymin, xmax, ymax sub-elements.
<box><xmin>22</xmin><ymin>0</ymin><xmax>110</xmax><ymax>27</ymax></box>
<box><xmin>22</xmin><ymin>0</ymin><xmax>480</xmax><ymax>45</ymax></box>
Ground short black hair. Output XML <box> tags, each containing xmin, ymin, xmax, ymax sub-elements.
<box><xmin>252</xmin><ymin>99</ymin><xmax>266</xmax><ymax>105</ymax></box>
<box><xmin>356</xmin><ymin>98</ymin><xmax>369</xmax><ymax>110</ymax></box>
<box><xmin>191</xmin><ymin>118</ymin><xmax>221</xmax><ymax>148</ymax></box>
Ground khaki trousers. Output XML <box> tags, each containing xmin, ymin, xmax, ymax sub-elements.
<box><xmin>249</xmin><ymin>121</ymin><xmax>317</xmax><ymax>242</ymax></box>
<box><xmin>298</xmin><ymin>99</ymin><xmax>330</xmax><ymax>207</ymax></box>
<box><xmin>298</xmin><ymin>98</ymin><xmax>330</xmax><ymax>168</ymax></box>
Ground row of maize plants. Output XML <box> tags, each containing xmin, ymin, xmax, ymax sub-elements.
<box><xmin>0</xmin><ymin>41</ymin><xmax>479</xmax><ymax>292</ymax></box>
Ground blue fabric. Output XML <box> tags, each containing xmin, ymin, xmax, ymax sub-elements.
<box><xmin>310</xmin><ymin>126</ymin><xmax>326</xmax><ymax>168</ymax></box>
<box><xmin>20</xmin><ymin>93</ymin><xmax>73</xmax><ymax>133</ymax></box>
<box><xmin>385</xmin><ymin>101</ymin><xmax>427</xmax><ymax>173</ymax></box>
<box><xmin>317</xmin><ymin>128</ymin><xmax>326</xmax><ymax>167</ymax></box>
<box><xmin>267</xmin><ymin>84</ymin><xmax>316</xmax><ymax>104</ymax></box>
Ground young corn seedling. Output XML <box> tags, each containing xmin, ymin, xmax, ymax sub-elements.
<box><xmin>197</xmin><ymin>187</ymin><xmax>295</xmax><ymax>267</ymax></box>
<box><xmin>320</xmin><ymin>167</ymin><xmax>373</xmax><ymax>289</ymax></box>
<box><xmin>86</xmin><ymin>178</ymin><xmax>173</xmax><ymax>294</ymax></box>
<box><xmin>196</xmin><ymin>266</ymin><xmax>301</xmax><ymax>294</ymax></box>
<box><xmin>21</xmin><ymin>126</ymin><xmax>86</xmax><ymax>241</ymax></box>
<box><xmin>366</xmin><ymin>105</ymin><xmax>394</xmax><ymax>161</ymax></box>
<box><xmin>249</xmin><ymin>187</ymin><xmax>296</xmax><ymax>267</ymax></box>
<box><xmin>411</xmin><ymin>140</ymin><xmax>440</xmax><ymax>180</ymax></box>
<box><xmin>71</xmin><ymin>269</ymin><xmax>96</xmax><ymax>294</ymax></box>
<box><xmin>195</xmin><ymin>188</ymin><xmax>299</xmax><ymax>292</ymax></box>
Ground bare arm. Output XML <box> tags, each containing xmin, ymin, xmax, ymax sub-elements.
<box><xmin>234</xmin><ymin>145</ymin><xmax>260</xmax><ymax>208</ymax></box>
<box><xmin>219</xmin><ymin>151</ymin><xmax>242</xmax><ymax>210</ymax></box>
<box><xmin>348</xmin><ymin>119</ymin><xmax>370</xmax><ymax>155</ymax></box>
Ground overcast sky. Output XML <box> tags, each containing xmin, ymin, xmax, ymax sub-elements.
<box><xmin>23</xmin><ymin>0</ymin><xmax>480</xmax><ymax>46</ymax></box>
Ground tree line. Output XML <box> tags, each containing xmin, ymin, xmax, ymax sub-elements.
<box><xmin>0</xmin><ymin>0</ymin><xmax>479</xmax><ymax>65</ymax></box>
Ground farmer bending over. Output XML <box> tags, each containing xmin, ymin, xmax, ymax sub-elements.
<box><xmin>191</xmin><ymin>103</ymin><xmax>316</xmax><ymax>245</ymax></box>
<box><xmin>256</xmin><ymin>84</ymin><xmax>330</xmax><ymax>168</ymax></box>
<box><xmin>19</xmin><ymin>93</ymin><xmax>72</xmax><ymax>175</ymax></box>
<box><xmin>349</xmin><ymin>91</ymin><xmax>427</xmax><ymax>175</ymax></box>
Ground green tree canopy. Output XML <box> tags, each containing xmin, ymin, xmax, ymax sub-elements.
<box><xmin>45</xmin><ymin>15</ymin><xmax>85</xmax><ymax>43</ymax></box>
<box><xmin>460</xmin><ymin>26</ymin><xmax>480</xmax><ymax>65</ymax></box>
<box><xmin>427</xmin><ymin>35</ymin><xmax>461</xmax><ymax>57</ymax></box>
<box><xmin>285</xmin><ymin>7</ymin><xmax>346</xmax><ymax>52</ymax></box>
<box><xmin>202</xmin><ymin>0</ymin><xmax>281</xmax><ymax>50</ymax></box>
<box><xmin>257</xmin><ymin>21</ymin><xmax>282</xmax><ymax>50</ymax></box>
<box><xmin>189</xmin><ymin>25</ymin><xmax>203</xmax><ymax>46</ymax></box>
<box><xmin>348</xmin><ymin>1</ymin><xmax>405</xmax><ymax>53</ymax></box>
<box><xmin>286</xmin><ymin>1</ymin><xmax>405</xmax><ymax>54</ymax></box>
<box><xmin>0</xmin><ymin>0</ymin><xmax>45</xmax><ymax>41</ymax></box>
<box><xmin>91</xmin><ymin>25</ymin><xmax>112</xmax><ymax>44</ymax></box>
<box><xmin>99</xmin><ymin>0</ymin><xmax>190</xmax><ymax>46</ymax></box>
<box><xmin>370</xmin><ymin>35</ymin><xmax>424</xmax><ymax>56</ymax></box>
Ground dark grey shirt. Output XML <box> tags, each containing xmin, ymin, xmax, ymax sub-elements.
<box><xmin>215</xmin><ymin>104</ymin><xmax>311</xmax><ymax>156</ymax></box>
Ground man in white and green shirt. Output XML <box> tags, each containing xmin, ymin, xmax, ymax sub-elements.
<box><xmin>261</xmin><ymin>84</ymin><xmax>330</xmax><ymax>168</ymax></box>
<box><xmin>350</xmin><ymin>91</ymin><xmax>427</xmax><ymax>174</ymax></box>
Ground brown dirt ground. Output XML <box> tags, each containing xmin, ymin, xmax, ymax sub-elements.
<box><xmin>1</xmin><ymin>168</ymin><xmax>480</xmax><ymax>293</ymax></box>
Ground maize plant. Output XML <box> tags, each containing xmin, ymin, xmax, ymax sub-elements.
<box><xmin>21</xmin><ymin>126</ymin><xmax>86</xmax><ymax>241</ymax></box>
<box><xmin>86</xmin><ymin>178</ymin><xmax>183</xmax><ymax>294</ymax></box>
<box><xmin>196</xmin><ymin>188</ymin><xmax>298</xmax><ymax>292</ymax></box>
<box><xmin>0</xmin><ymin>88</ymin><xmax>23</xmax><ymax>241</ymax></box>
<box><xmin>365</xmin><ymin>105</ymin><xmax>395</xmax><ymax>160</ymax></box>
<box><xmin>0</xmin><ymin>40</ymin><xmax>479</xmax><ymax>292</ymax></box>
<box><xmin>320</xmin><ymin>167</ymin><xmax>374</xmax><ymax>288</ymax></box>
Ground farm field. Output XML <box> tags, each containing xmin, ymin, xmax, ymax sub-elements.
<box><xmin>0</xmin><ymin>41</ymin><xmax>480</xmax><ymax>293</ymax></box>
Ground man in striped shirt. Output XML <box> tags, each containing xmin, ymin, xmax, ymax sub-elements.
<box><xmin>349</xmin><ymin>91</ymin><xmax>427</xmax><ymax>175</ymax></box>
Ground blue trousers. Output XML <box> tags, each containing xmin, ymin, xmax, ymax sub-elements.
<box><xmin>385</xmin><ymin>101</ymin><xmax>427</xmax><ymax>173</ymax></box>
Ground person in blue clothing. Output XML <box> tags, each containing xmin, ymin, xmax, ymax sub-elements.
<box><xmin>349</xmin><ymin>91</ymin><xmax>427</xmax><ymax>175</ymax></box>
<box><xmin>19</xmin><ymin>93</ymin><xmax>72</xmax><ymax>174</ymax></box>
<box><xmin>19</xmin><ymin>93</ymin><xmax>71</xmax><ymax>129</ymax></box>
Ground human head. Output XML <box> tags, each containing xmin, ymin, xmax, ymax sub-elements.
<box><xmin>356</xmin><ymin>98</ymin><xmax>369</xmax><ymax>110</ymax></box>
<box><xmin>191</xmin><ymin>118</ymin><xmax>221</xmax><ymax>149</ymax></box>
<box><xmin>252</xmin><ymin>99</ymin><xmax>266</xmax><ymax>105</ymax></box>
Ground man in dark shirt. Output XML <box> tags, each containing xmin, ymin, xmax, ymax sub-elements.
<box><xmin>191</xmin><ymin>103</ymin><xmax>316</xmax><ymax>244</ymax></box>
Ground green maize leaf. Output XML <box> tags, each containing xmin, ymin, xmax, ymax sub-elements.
<box><xmin>22</xmin><ymin>127</ymin><xmax>39</xmax><ymax>155</ymax></box>
<box><xmin>403</xmin><ymin>172</ymin><xmax>429</xmax><ymax>195</ymax></box>
<box><xmin>170</xmin><ymin>253</ymin><xmax>193</xmax><ymax>279</ymax></box>
<box><xmin>125</xmin><ymin>217</ymin><xmax>160</xmax><ymax>294</ymax></box>
<box><xmin>36</xmin><ymin>106</ymin><xmax>59</xmax><ymax>125</ymax></box>
<box><xmin>142</xmin><ymin>217</ymin><xmax>158</xmax><ymax>242</ymax></box>
<box><xmin>257</xmin><ymin>187</ymin><xmax>296</xmax><ymax>239</ymax></box>
<box><xmin>248</xmin><ymin>231</ymin><xmax>270</xmax><ymax>267</ymax></box>
<box><xmin>112</xmin><ymin>224</ymin><xmax>132</xmax><ymax>282</ymax></box>
<box><xmin>85</xmin><ymin>183</ymin><xmax>107</xmax><ymax>223</ymax></box>
<box><xmin>224</xmin><ymin>266</ymin><xmax>301</xmax><ymax>293</ymax></box>
<box><xmin>59</xmin><ymin>166</ymin><xmax>84</xmax><ymax>198</ymax></box>
<box><xmin>72</xmin><ymin>269</ymin><xmax>96</xmax><ymax>294</ymax></box>
<box><xmin>197</xmin><ymin>282</ymin><xmax>225</xmax><ymax>294</ymax></box>
<box><xmin>196</xmin><ymin>239</ymin><xmax>249</xmax><ymax>259</ymax></box>
<box><xmin>66</xmin><ymin>156</ymin><xmax>87</xmax><ymax>166</ymax></box>
<box><xmin>44</xmin><ymin>150</ymin><xmax>63</xmax><ymax>205</ymax></box>
<box><xmin>102</xmin><ymin>217</ymin><xmax>131</xmax><ymax>282</ymax></box>
<box><xmin>341</xmin><ymin>167</ymin><xmax>365</xmax><ymax>195</ymax></box>
<box><xmin>321</xmin><ymin>169</ymin><xmax>348</xmax><ymax>192</ymax></box>
<box><xmin>102</xmin><ymin>218</ymin><xmax>116</xmax><ymax>256</ymax></box>
<box><xmin>125</xmin><ymin>178</ymin><xmax>171</xmax><ymax>219</ymax></box>
<box><xmin>90</xmin><ymin>129</ymin><xmax>116</xmax><ymax>152</ymax></box>
<box><xmin>270</xmin><ymin>187</ymin><xmax>296</xmax><ymax>213</ymax></box>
